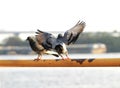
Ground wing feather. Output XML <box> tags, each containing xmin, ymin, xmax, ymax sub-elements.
<box><xmin>35</xmin><ymin>29</ymin><xmax>56</xmax><ymax>50</ymax></box>
<box><xmin>63</xmin><ymin>20</ymin><xmax>86</xmax><ymax>45</ymax></box>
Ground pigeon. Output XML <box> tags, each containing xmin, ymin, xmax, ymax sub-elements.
<box><xmin>27</xmin><ymin>20</ymin><xmax>85</xmax><ymax>60</ymax></box>
<box><xmin>55</xmin><ymin>20</ymin><xmax>86</xmax><ymax>59</ymax></box>
<box><xmin>35</xmin><ymin>29</ymin><xmax>69</xmax><ymax>59</ymax></box>
<box><xmin>54</xmin><ymin>34</ymin><xmax>69</xmax><ymax>59</ymax></box>
<box><xmin>26</xmin><ymin>35</ymin><xmax>59</xmax><ymax>61</ymax></box>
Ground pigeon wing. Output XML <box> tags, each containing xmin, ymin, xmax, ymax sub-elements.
<box><xmin>62</xmin><ymin>20</ymin><xmax>86</xmax><ymax>45</ymax></box>
<box><xmin>35</xmin><ymin>29</ymin><xmax>56</xmax><ymax>50</ymax></box>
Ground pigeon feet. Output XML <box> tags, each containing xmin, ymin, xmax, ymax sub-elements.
<box><xmin>60</xmin><ymin>54</ymin><xmax>71</xmax><ymax>60</ymax></box>
<box><xmin>61</xmin><ymin>57</ymin><xmax>70</xmax><ymax>60</ymax></box>
<box><xmin>33</xmin><ymin>58</ymin><xmax>41</xmax><ymax>61</ymax></box>
<box><xmin>34</xmin><ymin>55</ymin><xmax>42</xmax><ymax>61</ymax></box>
<box><xmin>66</xmin><ymin>57</ymin><xmax>70</xmax><ymax>59</ymax></box>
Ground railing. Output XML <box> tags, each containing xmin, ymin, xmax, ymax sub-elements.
<box><xmin>0</xmin><ymin>58</ymin><xmax>120</xmax><ymax>67</ymax></box>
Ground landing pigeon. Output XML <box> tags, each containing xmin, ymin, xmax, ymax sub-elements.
<box><xmin>55</xmin><ymin>20</ymin><xmax>86</xmax><ymax>59</ymax></box>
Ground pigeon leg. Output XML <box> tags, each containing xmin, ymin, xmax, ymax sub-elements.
<box><xmin>66</xmin><ymin>54</ymin><xmax>70</xmax><ymax>59</ymax></box>
<box><xmin>34</xmin><ymin>54</ymin><xmax>42</xmax><ymax>61</ymax></box>
<box><xmin>60</xmin><ymin>54</ymin><xmax>67</xmax><ymax>60</ymax></box>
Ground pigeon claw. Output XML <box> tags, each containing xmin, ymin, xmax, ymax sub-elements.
<box><xmin>33</xmin><ymin>58</ymin><xmax>41</xmax><ymax>61</ymax></box>
<box><xmin>61</xmin><ymin>57</ymin><xmax>70</xmax><ymax>60</ymax></box>
<box><xmin>66</xmin><ymin>57</ymin><xmax>70</xmax><ymax>59</ymax></box>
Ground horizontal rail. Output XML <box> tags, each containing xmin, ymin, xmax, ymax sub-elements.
<box><xmin>0</xmin><ymin>58</ymin><xmax>120</xmax><ymax>67</ymax></box>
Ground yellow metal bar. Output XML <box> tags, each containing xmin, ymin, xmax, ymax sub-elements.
<box><xmin>0</xmin><ymin>58</ymin><xmax>120</xmax><ymax>67</ymax></box>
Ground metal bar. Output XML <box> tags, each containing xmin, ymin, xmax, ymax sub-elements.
<box><xmin>0</xmin><ymin>58</ymin><xmax>120</xmax><ymax>67</ymax></box>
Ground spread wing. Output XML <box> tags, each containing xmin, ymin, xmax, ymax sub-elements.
<box><xmin>60</xmin><ymin>20</ymin><xmax>86</xmax><ymax>45</ymax></box>
<box><xmin>35</xmin><ymin>29</ymin><xmax>56</xmax><ymax>50</ymax></box>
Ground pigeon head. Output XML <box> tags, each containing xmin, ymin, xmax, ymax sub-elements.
<box><xmin>57</xmin><ymin>34</ymin><xmax>63</xmax><ymax>38</ymax></box>
<box><xmin>26</xmin><ymin>36</ymin><xmax>36</xmax><ymax>41</ymax></box>
<box><xmin>26</xmin><ymin>36</ymin><xmax>37</xmax><ymax>47</ymax></box>
<box><xmin>55</xmin><ymin>42</ymin><xmax>67</xmax><ymax>54</ymax></box>
<box><xmin>26</xmin><ymin>36</ymin><xmax>31</xmax><ymax>41</ymax></box>
<box><xmin>55</xmin><ymin>44</ymin><xmax>63</xmax><ymax>54</ymax></box>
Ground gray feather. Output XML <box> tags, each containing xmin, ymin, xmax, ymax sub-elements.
<box><xmin>26</xmin><ymin>36</ymin><xmax>59</xmax><ymax>57</ymax></box>
<box><xmin>62</xmin><ymin>20</ymin><xmax>86</xmax><ymax>45</ymax></box>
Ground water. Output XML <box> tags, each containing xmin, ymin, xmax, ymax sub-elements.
<box><xmin>0</xmin><ymin>53</ymin><xmax>120</xmax><ymax>88</ymax></box>
<box><xmin>0</xmin><ymin>67</ymin><xmax>120</xmax><ymax>88</ymax></box>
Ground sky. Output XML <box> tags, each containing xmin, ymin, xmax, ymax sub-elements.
<box><xmin>0</xmin><ymin>0</ymin><xmax>120</xmax><ymax>32</ymax></box>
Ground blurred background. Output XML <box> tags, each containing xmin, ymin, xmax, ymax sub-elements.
<box><xmin>0</xmin><ymin>0</ymin><xmax>120</xmax><ymax>88</ymax></box>
<box><xmin>0</xmin><ymin>0</ymin><xmax>120</xmax><ymax>58</ymax></box>
<box><xmin>0</xmin><ymin>30</ymin><xmax>120</xmax><ymax>88</ymax></box>
<box><xmin>0</xmin><ymin>31</ymin><xmax>120</xmax><ymax>58</ymax></box>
